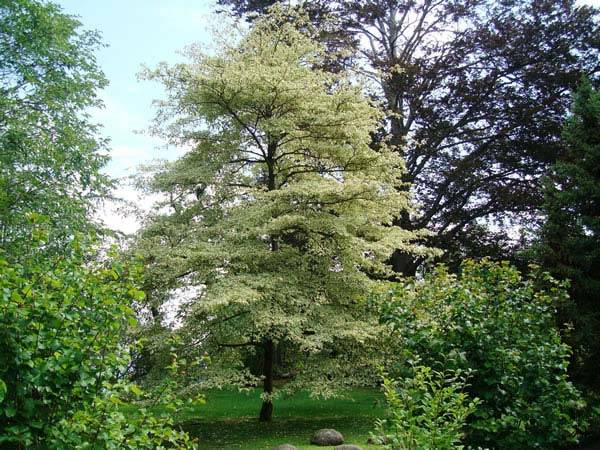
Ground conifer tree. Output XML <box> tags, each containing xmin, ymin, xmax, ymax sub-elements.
<box><xmin>539</xmin><ymin>78</ymin><xmax>600</xmax><ymax>387</ymax></box>
<box><xmin>136</xmin><ymin>8</ymin><xmax>431</xmax><ymax>421</ymax></box>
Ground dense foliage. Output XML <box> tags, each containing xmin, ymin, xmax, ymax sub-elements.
<box><xmin>4</xmin><ymin>0</ymin><xmax>597</xmax><ymax>447</ymax></box>
<box><xmin>135</xmin><ymin>7</ymin><xmax>433</xmax><ymax>421</ymax></box>
<box><xmin>0</xmin><ymin>0</ymin><xmax>112</xmax><ymax>255</ymax></box>
<box><xmin>0</xmin><ymin>1</ymin><xmax>196</xmax><ymax>447</ymax></box>
<box><xmin>0</xmin><ymin>224</ymin><xmax>194</xmax><ymax>448</ymax></box>
<box><xmin>377</xmin><ymin>260</ymin><xmax>583</xmax><ymax>449</ymax></box>
<box><xmin>537</xmin><ymin>79</ymin><xmax>600</xmax><ymax>388</ymax></box>
<box><xmin>374</xmin><ymin>366</ymin><xmax>478</xmax><ymax>450</ymax></box>
<box><xmin>218</xmin><ymin>0</ymin><xmax>600</xmax><ymax>273</ymax></box>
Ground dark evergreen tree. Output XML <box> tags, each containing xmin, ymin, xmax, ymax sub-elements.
<box><xmin>538</xmin><ymin>78</ymin><xmax>600</xmax><ymax>387</ymax></box>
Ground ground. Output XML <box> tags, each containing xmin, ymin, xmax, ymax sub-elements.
<box><xmin>174</xmin><ymin>388</ymin><xmax>385</xmax><ymax>449</ymax></box>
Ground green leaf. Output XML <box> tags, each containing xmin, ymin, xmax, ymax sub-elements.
<box><xmin>128</xmin><ymin>288</ymin><xmax>145</xmax><ymax>301</ymax></box>
<box><xmin>0</xmin><ymin>379</ymin><xmax>6</xmax><ymax>403</ymax></box>
<box><xmin>130</xmin><ymin>384</ymin><xmax>143</xmax><ymax>396</ymax></box>
<box><xmin>4</xmin><ymin>406</ymin><xmax>16</xmax><ymax>418</ymax></box>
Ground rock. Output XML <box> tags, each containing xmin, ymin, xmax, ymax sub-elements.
<box><xmin>334</xmin><ymin>445</ymin><xmax>364</xmax><ymax>450</ymax></box>
<box><xmin>310</xmin><ymin>428</ymin><xmax>344</xmax><ymax>446</ymax></box>
<box><xmin>367</xmin><ymin>435</ymin><xmax>390</xmax><ymax>445</ymax></box>
<box><xmin>270</xmin><ymin>445</ymin><xmax>298</xmax><ymax>450</ymax></box>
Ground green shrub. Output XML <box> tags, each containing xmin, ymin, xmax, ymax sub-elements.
<box><xmin>374</xmin><ymin>365</ymin><xmax>479</xmax><ymax>450</ymax></box>
<box><xmin>377</xmin><ymin>260</ymin><xmax>584</xmax><ymax>448</ymax></box>
<box><xmin>0</xmin><ymin>226</ymin><xmax>195</xmax><ymax>448</ymax></box>
<box><xmin>47</xmin><ymin>377</ymin><xmax>196</xmax><ymax>449</ymax></box>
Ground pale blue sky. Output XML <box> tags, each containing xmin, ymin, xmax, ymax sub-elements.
<box><xmin>54</xmin><ymin>1</ymin><xmax>219</xmax><ymax>231</ymax></box>
<box><xmin>57</xmin><ymin>0</ymin><xmax>216</xmax><ymax>178</ymax></box>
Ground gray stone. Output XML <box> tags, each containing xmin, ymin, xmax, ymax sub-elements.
<box><xmin>333</xmin><ymin>445</ymin><xmax>364</xmax><ymax>450</ymax></box>
<box><xmin>270</xmin><ymin>445</ymin><xmax>298</xmax><ymax>450</ymax></box>
<box><xmin>310</xmin><ymin>428</ymin><xmax>344</xmax><ymax>446</ymax></box>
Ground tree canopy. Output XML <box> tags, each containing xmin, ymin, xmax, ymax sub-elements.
<box><xmin>135</xmin><ymin>7</ymin><xmax>432</xmax><ymax>421</ymax></box>
<box><xmin>537</xmin><ymin>78</ymin><xmax>600</xmax><ymax>387</ymax></box>
<box><xmin>0</xmin><ymin>0</ymin><xmax>111</xmax><ymax>256</ymax></box>
<box><xmin>218</xmin><ymin>0</ymin><xmax>600</xmax><ymax>272</ymax></box>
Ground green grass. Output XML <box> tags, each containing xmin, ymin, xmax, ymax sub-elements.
<box><xmin>173</xmin><ymin>388</ymin><xmax>385</xmax><ymax>449</ymax></box>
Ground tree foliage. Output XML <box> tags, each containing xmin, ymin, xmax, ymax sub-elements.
<box><xmin>0</xmin><ymin>0</ymin><xmax>112</xmax><ymax>255</ymax></box>
<box><xmin>217</xmin><ymin>0</ymin><xmax>600</xmax><ymax>272</ymax></box>
<box><xmin>0</xmin><ymin>1</ymin><xmax>196</xmax><ymax>447</ymax></box>
<box><xmin>135</xmin><ymin>7</ymin><xmax>432</xmax><ymax>421</ymax></box>
<box><xmin>376</xmin><ymin>260</ymin><xmax>583</xmax><ymax>448</ymax></box>
<box><xmin>0</xmin><ymin>224</ymin><xmax>195</xmax><ymax>449</ymax></box>
<box><xmin>537</xmin><ymin>79</ymin><xmax>600</xmax><ymax>387</ymax></box>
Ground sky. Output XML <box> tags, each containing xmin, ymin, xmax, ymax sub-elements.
<box><xmin>56</xmin><ymin>0</ymin><xmax>219</xmax><ymax>232</ymax></box>
<box><xmin>55</xmin><ymin>0</ymin><xmax>600</xmax><ymax>233</ymax></box>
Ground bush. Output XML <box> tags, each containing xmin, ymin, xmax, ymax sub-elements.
<box><xmin>47</xmin><ymin>377</ymin><xmax>196</xmax><ymax>449</ymax></box>
<box><xmin>374</xmin><ymin>365</ymin><xmax>479</xmax><ymax>450</ymax></box>
<box><xmin>377</xmin><ymin>260</ymin><xmax>584</xmax><ymax>448</ymax></box>
<box><xmin>0</xmin><ymin>225</ymin><xmax>195</xmax><ymax>448</ymax></box>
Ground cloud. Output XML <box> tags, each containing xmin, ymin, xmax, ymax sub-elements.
<box><xmin>96</xmin><ymin>183</ymin><xmax>161</xmax><ymax>235</ymax></box>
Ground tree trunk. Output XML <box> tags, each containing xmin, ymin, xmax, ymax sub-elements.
<box><xmin>260</xmin><ymin>143</ymin><xmax>277</xmax><ymax>422</ymax></box>
<box><xmin>259</xmin><ymin>339</ymin><xmax>274</xmax><ymax>422</ymax></box>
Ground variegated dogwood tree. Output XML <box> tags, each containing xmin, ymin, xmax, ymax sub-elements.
<box><xmin>135</xmin><ymin>7</ymin><xmax>432</xmax><ymax>421</ymax></box>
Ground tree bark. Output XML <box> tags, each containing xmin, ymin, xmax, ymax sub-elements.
<box><xmin>259</xmin><ymin>143</ymin><xmax>278</xmax><ymax>422</ymax></box>
<box><xmin>259</xmin><ymin>339</ymin><xmax>274</xmax><ymax>422</ymax></box>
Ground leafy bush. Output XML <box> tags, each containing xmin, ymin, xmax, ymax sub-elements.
<box><xmin>0</xmin><ymin>224</ymin><xmax>195</xmax><ymax>448</ymax></box>
<box><xmin>374</xmin><ymin>365</ymin><xmax>479</xmax><ymax>450</ymax></box>
<box><xmin>377</xmin><ymin>260</ymin><xmax>584</xmax><ymax>448</ymax></box>
<box><xmin>47</xmin><ymin>376</ymin><xmax>196</xmax><ymax>449</ymax></box>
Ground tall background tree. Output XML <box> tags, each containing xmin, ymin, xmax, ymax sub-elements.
<box><xmin>0</xmin><ymin>0</ymin><xmax>111</xmax><ymax>256</ymax></box>
<box><xmin>217</xmin><ymin>0</ymin><xmax>600</xmax><ymax>274</ymax></box>
<box><xmin>135</xmin><ymin>8</ymin><xmax>432</xmax><ymax>421</ymax></box>
<box><xmin>0</xmin><ymin>2</ymin><xmax>195</xmax><ymax>447</ymax></box>
<box><xmin>536</xmin><ymin>78</ymin><xmax>600</xmax><ymax>387</ymax></box>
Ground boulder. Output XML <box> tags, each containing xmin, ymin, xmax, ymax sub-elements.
<box><xmin>270</xmin><ymin>445</ymin><xmax>298</xmax><ymax>450</ymax></box>
<box><xmin>310</xmin><ymin>428</ymin><xmax>344</xmax><ymax>446</ymax></box>
<box><xmin>333</xmin><ymin>445</ymin><xmax>364</xmax><ymax>450</ymax></box>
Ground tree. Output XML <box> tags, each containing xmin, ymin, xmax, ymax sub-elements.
<box><xmin>0</xmin><ymin>0</ymin><xmax>112</xmax><ymax>256</ymax></box>
<box><xmin>537</xmin><ymin>78</ymin><xmax>600</xmax><ymax>387</ymax></box>
<box><xmin>136</xmin><ymin>8</ymin><xmax>431</xmax><ymax>421</ymax></box>
<box><xmin>0</xmin><ymin>2</ymin><xmax>196</xmax><ymax>447</ymax></box>
<box><xmin>217</xmin><ymin>0</ymin><xmax>600</xmax><ymax>273</ymax></box>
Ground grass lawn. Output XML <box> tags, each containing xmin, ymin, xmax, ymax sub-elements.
<box><xmin>173</xmin><ymin>388</ymin><xmax>386</xmax><ymax>449</ymax></box>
